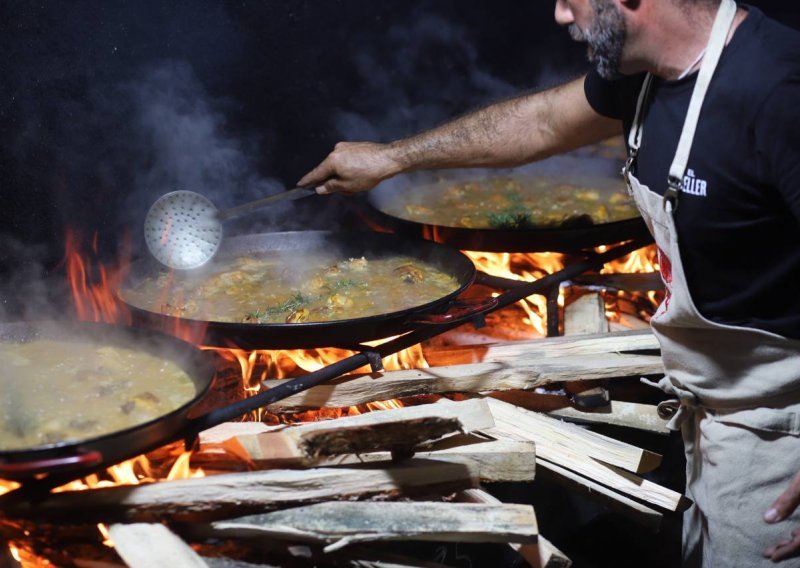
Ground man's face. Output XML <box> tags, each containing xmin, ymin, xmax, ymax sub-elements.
<box><xmin>558</xmin><ymin>0</ymin><xmax>627</xmax><ymax>79</ymax></box>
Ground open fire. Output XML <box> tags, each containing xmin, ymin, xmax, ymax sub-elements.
<box><xmin>1</xmin><ymin>228</ymin><xmax>661</xmax><ymax>566</ymax></box>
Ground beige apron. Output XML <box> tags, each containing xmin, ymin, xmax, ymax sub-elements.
<box><xmin>622</xmin><ymin>1</ymin><xmax>800</xmax><ymax>565</ymax></box>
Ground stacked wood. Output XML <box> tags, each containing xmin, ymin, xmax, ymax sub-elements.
<box><xmin>490</xmin><ymin>392</ymin><xmax>669</xmax><ymax>435</ymax></box>
<box><xmin>196</xmin><ymin>501</ymin><xmax>538</xmax><ymax>552</ymax></box>
<box><xmin>479</xmin><ymin>397</ymin><xmax>689</xmax><ymax>529</ymax></box>
<box><xmin>456</xmin><ymin>488</ymin><xmax>571</xmax><ymax>568</ymax></box>
<box><xmin>0</xmin><ymin>461</ymin><xmax>479</xmax><ymax>524</ymax></box>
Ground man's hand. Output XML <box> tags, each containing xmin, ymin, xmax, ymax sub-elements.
<box><xmin>763</xmin><ymin>471</ymin><xmax>800</xmax><ymax>562</ymax></box>
<box><xmin>297</xmin><ymin>141</ymin><xmax>402</xmax><ymax>195</ymax></box>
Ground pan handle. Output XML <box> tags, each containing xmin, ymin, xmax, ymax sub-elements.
<box><xmin>411</xmin><ymin>297</ymin><xmax>499</xmax><ymax>325</ymax></box>
<box><xmin>0</xmin><ymin>451</ymin><xmax>103</xmax><ymax>476</ymax></box>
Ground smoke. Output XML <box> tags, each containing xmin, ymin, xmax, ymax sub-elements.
<box><xmin>123</xmin><ymin>60</ymin><xmax>287</xmax><ymax>232</ymax></box>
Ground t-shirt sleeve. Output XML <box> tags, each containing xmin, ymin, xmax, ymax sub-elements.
<box><xmin>755</xmin><ymin>75</ymin><xmax>800</xmax><ymax>223</ymax></box>
<box><xmin>584</xmin><ymin>68</ymin><xmax>647</xmax><ymax>123</ymax></box>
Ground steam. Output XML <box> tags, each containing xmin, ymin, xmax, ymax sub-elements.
<box><xmin>125</xmin><ymin>61</ymin><xmax>285</xmax><ymax>227</ymax></box>
<box><xmin>331</xmin><ymin>10</ymin><xmax>619</xmax><ymax>188</ymax></box>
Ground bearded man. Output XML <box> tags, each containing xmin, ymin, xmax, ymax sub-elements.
<box><xmin>299</xmin><ymin>2</ymin><xmax>800</xmax><ymax>564</ymax></box>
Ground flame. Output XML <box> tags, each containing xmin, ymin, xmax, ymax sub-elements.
<box><xmin>465</xmin><ymin>250</ymin><xmax>566</xmax><ymax>335</ymax></box>
<box><xmin>64</xmin><ymin>230</ymin><xmax>132</xmax><ymax>324</ymax></box>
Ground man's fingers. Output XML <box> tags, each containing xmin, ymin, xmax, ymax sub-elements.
<box><xmin>766</xmin><ymin>472</ymin><xmax>800</xmax><ymax>523</ymax></box>
<box><xmin>764</xmin><ymin>528</ymin><xmax>800</xmax><ymax>562</ymax></box>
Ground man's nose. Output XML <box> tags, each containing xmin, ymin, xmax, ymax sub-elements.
<box><xmin>554</xmin><ymin>0</ymin><xmax>575</xmax><ymax>26</ymax></box>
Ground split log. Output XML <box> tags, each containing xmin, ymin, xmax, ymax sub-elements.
<box><xmin>0</xmin><ymin>460</ymin><xmax>478</xmax><ymax>524</ymax></box>
<box><xmin>563</xmin><ymin>293</ymin><xmax>608</xmax><ymax>336</ymax></box>
<box><xmin>482</xmin><ymin>401</ymin><xmax>687</xmax><ymax>512</ymax></box>
<box><xmin>487</xmin><ymin>392</ymin><xmax>669</xmax><ymax>435</ymax></box>
<box><xmin>209</xmin><ymin>431</ymin><xmax>535</xmax><ymax>483</ymax></box>
<box><xmin>535</xmin><ymin>459</ymin><xmax>662</xmax><ymax>531</ymax></box>
<box><xmin>198</xmin><ymin>501</ymin><xmax>538</xmax><ymax>552</ymax></box>
<box><xmin>229</xmin><ymin>399</ymin><xmax>493</xmax><ymax>464</ymax></box>
<box><xmin>456</xmin><ymin>489</ymin><xmax>571</xmax><ymax>568</ymax></box>
<box><xmin>107</xmin><ymin>523</ymin><xmax>207</xmax><ymax>568</ymax></box>
<box><xmin>484</xmin><ymin>398</ymin><xmax>661</xmax><ymax>474</ymax></box>
<box><xmin>262</xmin><ymin>353</ymin><xmax>663</xmax><ymax>411</ymax></box>
<box><xmin>423</xmin><ymin>329</ymin><xmax>658</xmax><ymax>367</ymax></box>
<box><xmin>546</xmin><ymin>401</ymin><xmax>669</xmax><ymax>435</ymax></box>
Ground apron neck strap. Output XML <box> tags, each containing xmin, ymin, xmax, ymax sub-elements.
<box><xmin>665</xmin><ymin>0</ymin><xmax>738</xmax><ymax>209</ymax></box>
<box><xmin>623</xmin><ymin>0</ymin><xmax>738</xmax><ymax>210</ymax></box>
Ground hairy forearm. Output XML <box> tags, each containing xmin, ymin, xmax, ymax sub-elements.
<box><xmin>387</xmin><ymin>76</ymin><xmax>620</xmax><ymax>173</ymax></box>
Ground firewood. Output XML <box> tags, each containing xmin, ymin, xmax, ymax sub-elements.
<box><xmin>484</xmin><ymin>398</ymin><xmax>661</xmax><ymax>474</ymax></box>
<box><xmin>107</xmin><ymin>523</ymin><xmax>207</xmax><ymax>568</ymax></box>
<box><xmin>563</xmin><ymin>293</ymin><xmax>608</xmax><ymax>336</ymax></box>
<box><xmin>456</xmin><ymin>489</ymin><xmax>571</xmax><ymax>568</ymax></box>
<box><xmin>536</xmin><ymin>459</ymin><xmax>662</xmax><ymax>531</ymax></box>
<box><xmin>0</xmin><ymin>460</ymin><xmax>478</xmax><ymax>524</ymax></box>
<box><xmin>262</xmin><ymin>353</ymin><xmax>663</xmax><ymax>411</ymax></box>
<box><xmin>224</xmin><ymin>399</ymin><xmax>493</xmax><ymax>465</ymax></box>
<box><xmin>481</xmin><ymin>401</ymin><xmax>687</xmax><ymax>512</ymax></box>
<box><xmin>196</xmin><ymin>502</ymin><xmax>538</xmax><ymax>552</ymax></box>
<box><xmin>423</xmin><ymin>329</ymin><xmax>658</xmax><ymax>367</ymax></box>
<box><xmin>206</xmin><ymin>431</ymin><xmax>535</xmax><ymax>483</ymax></box>
<box><xmin>489</xmin><ymin>391</ymin><xmax>669</xmax><ymax>435</ymax></box>
<box><xmin>546</xmin><ymin>401</ymin><xmax>669</xmax><ymax>435</ymax></box>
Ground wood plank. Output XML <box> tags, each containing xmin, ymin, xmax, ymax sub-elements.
<box><xmin>107</xmin><ymin>523</ymin><xmax>207</xmax><ymax>568</ymax></box>
<box><xmin>201</xmin><ymin>501</ymin><xmax>538</xmax><ymax>551</ymax></box>
<box><xmin>263</xmin><ymin>353</ymin><xmax>663</xmax><ymax>411</ymax></box>
<box><xmin>456</xmin><ymin>489</ymin><xmax>571</xmax><ymax>568</ymax></box>
<box><xmin>1</xmin><ymin>460</ymin><xmax>478</xmax><ymax>524</ymax></box>
<box><xmin>485</xmin><ymin>398</ymin><xmax>662</xmax><ymax>474</ymax></box>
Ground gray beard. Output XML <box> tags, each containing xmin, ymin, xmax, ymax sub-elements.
<box><xmin>568</xmin><ymin>0</ymin><xmax>626</xmax><ymax>80</ymax></box>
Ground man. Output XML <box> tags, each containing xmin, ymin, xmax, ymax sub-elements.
<box><xmin>298</xmin><ymin>1</ymin><xmax>800</xmax><ymax>565</ymax></box>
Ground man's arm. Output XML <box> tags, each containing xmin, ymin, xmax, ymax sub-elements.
<box><xmin>298</xmin><ymin>75</ymin><xmax>622</xmax><ymax>194</ymax></box>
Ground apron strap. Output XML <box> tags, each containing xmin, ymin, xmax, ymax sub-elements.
<box><xmin>623</xmin><ymin>0</ymin><xmax>738</xmax><ymax>207</ymax></box>
<box><xmin>665</xmin><ymin>0</ymin><xmax>738</xmax><ymax>210</ymax></box>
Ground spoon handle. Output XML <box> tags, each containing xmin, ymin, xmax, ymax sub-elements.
<box><xmin>217</xmin><ymin>187</ymin><xmax>316</xmax><ymax>221</ymax></box>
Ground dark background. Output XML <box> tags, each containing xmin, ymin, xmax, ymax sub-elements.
<box><xmin>1</xmin><ymin>0</ymin><xmax>798</xmax><ymax>309</ymax></box>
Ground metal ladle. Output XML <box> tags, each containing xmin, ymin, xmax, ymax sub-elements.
<box><xmin>144</xmin><ymin>187</ymin><xmax>315</xmax><ymax>270</ymax></box>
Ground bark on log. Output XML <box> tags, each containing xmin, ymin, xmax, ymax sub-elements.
<box><xmin>262</xmin><ymin>353</ymin><xmax>663</xmax><ymax>411</ymax></box>
<box><xmin>199</xmin><ymin>501</ymin><xmax>538</xmax><ymax>552</ymax></box>
<box><xmin>229</xmin><ymin>399</ymin><xmax>493</xmax><ymax>464</ymax></box>
<box><xmin>0</xmin><ymin>461</ymin><xmax>478</xmax><ymax>524</ymax></box>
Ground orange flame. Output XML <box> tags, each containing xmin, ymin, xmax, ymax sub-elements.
<box><xmin>64</xmin><ymin>230</ymin><xmax>132</xmax><ymax>324</ymax></box>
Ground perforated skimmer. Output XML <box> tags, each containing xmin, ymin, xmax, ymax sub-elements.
<box><xmin>144</xmin><ymin>187</ymin><xmax>315</xmax><ymax>270</ymax></box>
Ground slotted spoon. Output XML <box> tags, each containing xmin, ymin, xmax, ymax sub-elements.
<box><xmin>144</xmin><ymin>187</ymin><xmax>315</xmax><ymax>270</ymax></box>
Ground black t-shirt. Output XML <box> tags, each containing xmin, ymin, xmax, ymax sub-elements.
<box><xmin>584</xmin><ymin>6</ymin><xmax>800</xmax><ymax>340</ymax></box>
